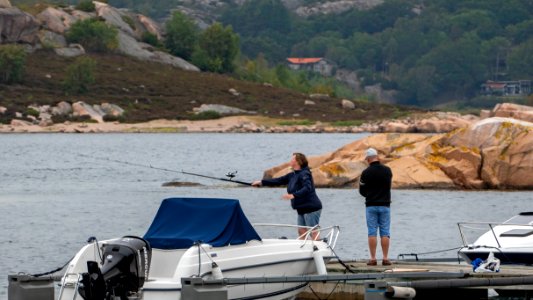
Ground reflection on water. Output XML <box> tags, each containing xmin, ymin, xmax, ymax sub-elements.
<box><xmin>1</xmin><ymin>133</ymin><xmax>531</xmax><ymax>299</ymax></box>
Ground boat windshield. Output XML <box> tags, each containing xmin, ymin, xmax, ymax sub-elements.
<box><xmin>504</xmin><ymin>212</ymin><xmax>533</xmax><ymax>225</ymax></box>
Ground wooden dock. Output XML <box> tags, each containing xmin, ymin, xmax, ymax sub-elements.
<box><xmin>297</xmin><ymin>260</ymin><xmax>533</xmax><ymax>299</ymax></box>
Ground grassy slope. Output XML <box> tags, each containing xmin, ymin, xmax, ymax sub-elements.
<box><xmin>0</xmin><ymin>50</ymin><xmax>420</xmax><ymax>123</ymax></box>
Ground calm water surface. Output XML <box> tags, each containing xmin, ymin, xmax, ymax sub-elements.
<box><xmin>1</xmin><ymin>133</ymin><xmax>531</xmax><ymax>299</ymax></box>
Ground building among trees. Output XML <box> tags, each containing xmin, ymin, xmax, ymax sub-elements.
<box><xmin>481</xmin><ymin>80</ymin><xmax>532</xmax><ymax>96</ymax></box>
<box><xmin>286</xmin><ymin>58</ymin><xmax>335</xmax><ymax>76</ymax></box>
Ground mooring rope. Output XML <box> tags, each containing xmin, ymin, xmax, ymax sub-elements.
<box><xmin>30</xmin><ymin>256</ymin><xmax>74</xmax><ymax>277</ymax></box>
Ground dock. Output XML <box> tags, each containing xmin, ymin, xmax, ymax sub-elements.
<box><xmin>9</xmin><ymin>260</ymin><xmax>533</xmax><ymax>300</ymax></box>
<box><xmin>296</xmin><ymin>260</ymin><xmax>533</xmax><ymax>299</ymax></box>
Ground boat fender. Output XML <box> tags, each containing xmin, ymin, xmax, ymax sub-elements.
<box><xmin>211</xmin><ymin>262</ymin><xmax>224</xmax><ymax>280</ymax></box>
<box><xmin>385</xmin><ymin>286</ymin><xmax>416</xmax><ymax>299</ymax></box>
<box><xmin>312</xmin><ymin>246</ymin><xmax>327</xmax><ymax>275</ymax></box>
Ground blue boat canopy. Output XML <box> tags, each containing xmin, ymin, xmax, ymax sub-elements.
<box><xmin>144</xmin><ymin>198</ymin><xmax>261</xmax><ymax>249</ymax></box>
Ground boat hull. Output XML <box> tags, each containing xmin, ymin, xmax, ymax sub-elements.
<box><xmin>59</xmin><ymin>238</ymin><xmax>332</xmax><ymax>300</ymax></box>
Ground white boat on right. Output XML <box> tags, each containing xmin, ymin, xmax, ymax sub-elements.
<box><xmin>458</xmin><ymin>212</ymin><xmax>533</xmax><ymax>265</ymax></box>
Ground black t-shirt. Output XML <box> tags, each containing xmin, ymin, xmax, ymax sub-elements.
<box><xmin>359</xmin><ymin>161</ymin><xmax>392</xmax><ymax>207</ymax></box>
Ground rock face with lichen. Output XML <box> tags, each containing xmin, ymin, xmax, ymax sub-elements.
<box><xmin>263</xmin><ymin>117</ymin><xmax>533</xmax><ymax>189</ymax></box>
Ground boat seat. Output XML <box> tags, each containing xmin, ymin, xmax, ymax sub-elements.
<box><xmin>148</xmin><ymin>249</ymin><xmax>186</xmax><ymax>279</ymax></box>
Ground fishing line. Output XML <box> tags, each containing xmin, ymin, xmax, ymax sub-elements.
<box><xmin>74</xmin><ymin>152</ymin><xmax>252</xmax><ymax>186</ymax></box>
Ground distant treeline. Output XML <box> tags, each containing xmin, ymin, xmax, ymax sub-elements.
<box><xmin>103</xmin><ymin>0</ymin><xmax>533</xmax><ymax>106</ymax></box>
<box><xmin>219</xmin><ymin>0</ymin><xmax>533</xmax><ymax>106</ymax></box>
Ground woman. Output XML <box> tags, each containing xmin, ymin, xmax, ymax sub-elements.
<box><xmin>252</xmin><ymin>153</ymin><xmax>322</xmax><ymax>239</ymax></box>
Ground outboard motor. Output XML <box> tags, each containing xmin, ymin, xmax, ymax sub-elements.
<box><xmin>78</xmin><ymin>236</ymin><xmax>151</xmax><ymax>300</ymax></box>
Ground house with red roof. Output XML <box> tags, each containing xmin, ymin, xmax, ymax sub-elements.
<box><xmin>481</xmin><ymin>80</ymin><xmax>532</xmax><ymax>96</ymax></box>
<box><xmin>286</xmin><ymin>57</ymin><xmax>334</xmax><ymax>76</ymax></box>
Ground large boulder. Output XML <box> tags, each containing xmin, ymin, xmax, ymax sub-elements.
<box><xmin>260</xmin><ymin>117</ymin><xmax>533</xmax><ymax>189</ymax></box>
<box><xmin>491</xmin><ymin>103</ymin><xmax>533</xmax><ymax>123</ymax></box>
<box><xmin>0</xmin><ymin>7</ymin><xmax>40</xmax><ymax>44</ymax></box>
<box><xmin>38</xmin><ymin>29</ymin><xmax>67</xmax><ymax>48</ymax></box>
<box><xmin>387</xmin><ymin>156</ymin><xmax>455</xmax><ymax>189</ymax></box>
<box><xmin>94</xmin><ymin>2</ymin><xmax>135</xmax><ymax>37</ymax></box>
<box><xmin>193</xmin><ymin>104</ymin><xmax>253</xmax><ymax>115</ymax></box>
<box><xmin>443</xmin><ymin>117</ymin><xmax>533</xmax><ymax>189</ymax></box>
<box><xmin>431</xmin><ymin>146</ymin><xmax>484</xmax><ymax>189</ymax></box>
<box><xmin>54</xmin><ymin>44</ymin><xmax>85</xmax><ymax>57</ymax></box>
<box><xmin>51</xmin><ymin>101</ymin><xmax>73</xmax><ymax>116</ymax></box>
<box><xmin>101</xmin><ymin>103</ymin><xmax>124</xmax><ymax>117</ymax></box>
<box><xmin>0</xmin><ymin>0</ymin><xmax>11</xmax><ymax>8</ymax></box>
<box><xmin>117</xmin><ymin>31</ymin><xmax>199</xmax><ymax>71</ymax></box>
<box><xmin>36</xmin><ymin>7</ymin><xmax>77</xmax><ymax>34</ymax></box>
<box><xmin>136</xmin><ymin>14</ymin><xmax>162</xmax><ymax>39</ymax></box>
<box><xmin>294</xmin><ymin>0</ymin><xmax>384</xmax><ymax>17</ymax></box>
<box><xmin>72</xmin><ymin>101</ymin><xmax>104</xmax><ymax>123</ymax></box>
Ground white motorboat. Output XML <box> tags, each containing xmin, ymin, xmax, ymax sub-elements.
<box><xmin>57</xmin><ymin>197</ymin><xmax>339</xmax><ymax>300</ymax></box>
<box><xmin>458</xmin><ymin>212</ymin><xmax>533</xmax><ymax>265</ymax></box>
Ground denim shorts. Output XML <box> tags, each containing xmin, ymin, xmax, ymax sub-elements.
<box><xmin>297</xmin><ymin>209</ymin><xmax>321</xmax><ymax>227</ymax></box>
<box><xmin>366</xmin><ymin>206</ymin><xmax>390</xmax><ymax>237</ymax></box>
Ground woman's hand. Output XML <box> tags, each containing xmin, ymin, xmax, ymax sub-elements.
<box><xmin>282</xmin><ymin>194</ymin><xmax>294</xmax><ymax>200</ymax></box>
<box><xmin>251</xmin><ymin>180</ymin><xmax>262</xmax><ymax>187</ymax></box>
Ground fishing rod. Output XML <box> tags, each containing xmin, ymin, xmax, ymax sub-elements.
<box><xmin>75</xmin><ymin>153</ymin><xmax>252</xmax><ymax>186</ymax></box>
<box><xmin>152</xmin><ymin>166</ymin><xmax>252</xmax><ymax>186</ymax></box>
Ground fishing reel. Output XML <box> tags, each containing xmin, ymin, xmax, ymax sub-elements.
<box><xmin>225</xmin><ymin>171</ymin><xmax>238</xmax><ymax>180</ymax></box>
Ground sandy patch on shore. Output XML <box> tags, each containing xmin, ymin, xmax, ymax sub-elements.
<box><xmin>0</xmin><ymin>116</ymin><xmax>259</xmax><ymax>133</ymax></box>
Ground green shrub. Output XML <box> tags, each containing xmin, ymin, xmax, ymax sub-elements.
<box><xmin>121</xmin><ymin>15</ymin><xmax>136</xmax><ymax>30</ymax></box>
<box><xmin>69</xmin><ymin>115</ymin><xmax>96</xmax><ymax>123</ymax></box>
<box><xmin>189</xmin><ymin>110</ymin><xmax>222</xmax><ymax>120</ymax></box>
<box><xmin>75</xmin><ymin>0</ymin><xmax>95</xmax><ymax>12</ymax></box>
<box><xmin>103</xmin><ymin>114</ymin><xmax>126</xmax><ymax>122</ymax></box>
<box><xmin>0</xmin><ymin>109</ymin><xmax>15</xmax><ymax>124</ymax></box>
<box><xmin>142</xmin><ymin>32</ymin><xmax>162</xmax><ymax>48</ymax></box>
<box><xmin>277</xmin><ymin>119</ymin><xmax>315</xmax><ymax>126</ymax></box>
<box><xmin>0</xmin><ymin>45</ymin><xmax>27</xmax><ymax>84</ymax></box>
<box><xmin>331</xmin><ymin>120</ymin><xmax>364</xmax><ymax>127</ymax></box>
<box><xmin>164</xmin><ymin>11</ymin><xmax>198</xmax><ymax>60</ymax></box>
<box><xmin>63</xmin><ymin>56</ymin><xmax>96</xmax><ymax>94</ymax></box>
<box><xmin>25</xmin><ymin>108</ymin><xmax>40</xmax><ymax>117</ymax></box>
<box><xmin>66</xmin><ymin>18</ymin><xmax>118</xmax><ymax>52</ymax></box>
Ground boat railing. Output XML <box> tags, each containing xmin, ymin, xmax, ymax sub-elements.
<box><xmin>252</xmin><ymin>223</ymin><xmax>340</xmax><ymax>249</ymax></box>
<box><xmin>457</xmin><ymin>221</ymin><xmax>533</xmax><ymax>249</ymax></box>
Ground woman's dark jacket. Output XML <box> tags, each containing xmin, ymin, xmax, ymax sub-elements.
<box><xmin>261</xmin><ymin>167</ymin><xmax>322</xmax><ymax>215</ymax></box>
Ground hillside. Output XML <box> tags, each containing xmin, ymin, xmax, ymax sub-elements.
<box><xmin>8</xmin><ymin>0</ymin><xmax>532</xmax><ymax>108</ymax></box>
<box><xmin>0</xmin><ymin>51</ymin><xmax>419</xmax><ymax>124</ymax></box>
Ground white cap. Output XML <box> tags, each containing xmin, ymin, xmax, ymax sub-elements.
<box><xmin>366</xmin><ymin>148</ymin><xmax>378</xmax><ymax>158</ymax></box>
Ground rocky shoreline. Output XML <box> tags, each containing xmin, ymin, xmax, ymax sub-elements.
<box><xmin>1</xmin><ymin>102</ymin><xmax>531</xmax><ymax>134</ymax></box>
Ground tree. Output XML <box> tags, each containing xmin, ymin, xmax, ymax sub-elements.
<box><xmin>347</xmin><ymin>32</ymin><xmax>382</xmax><ymax>70</ymax></box>
<box><xmin>192</xmin><ymin>23</ymin><xmax>239</xmax><ymax>73</ymax></box>
<box><xmin>0</xmin><ymin>44</ymin><xmax>27</xmax><ymax>84</ymax></box>
<box><xmin>507</xmin><ymin>39</ymin><xmax>533</xmax><ymax>78</ymax></box>
<box><xmin>75</xmin><ymin>0</ymin><xmax>96</xmax><ymax>12</ymax></box>
<box><xmin>164</xmin><ymin>11</ymin><xmax>198</xmax><ymax>60</ymax></box>
<box><xmin>66</xmin><ymin>18</ymin><xmax>118</xmax><ymax>52</ymax></box>
<box><xmin>418</xmin><ymin>33</ymin><xmax>487</xmax><ymax>100</ymax></box>
<box><xmin>220</xmin><ymin>0</ymin><xmax>291</xmax><ymax>37</ymax></box>
<box><xmin>63</xmin><ymin>56</ymin><xmax>96</xmax><ymax>94</ymax></box>
<box><xmin>480</xmin><ymin>37</ymin><xmax>511</xmax><ymax>81</ymax></box>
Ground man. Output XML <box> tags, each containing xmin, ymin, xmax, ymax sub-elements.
<box><xmin>359</xmin><ymin>147</ymin><xmax>393</xmax><ymax>266</ymax></box>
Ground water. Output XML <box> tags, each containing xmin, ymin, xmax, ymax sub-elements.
<box><xmin>1</xmin><ymin>133</ymin><xmax>531</xmax><ymax>299</ymax></box>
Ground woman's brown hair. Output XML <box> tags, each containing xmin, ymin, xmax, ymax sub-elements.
<box><xmin>292</xmin><ymin>152</ymin><xmax>308</xmax><ymax>168</ymax></box>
